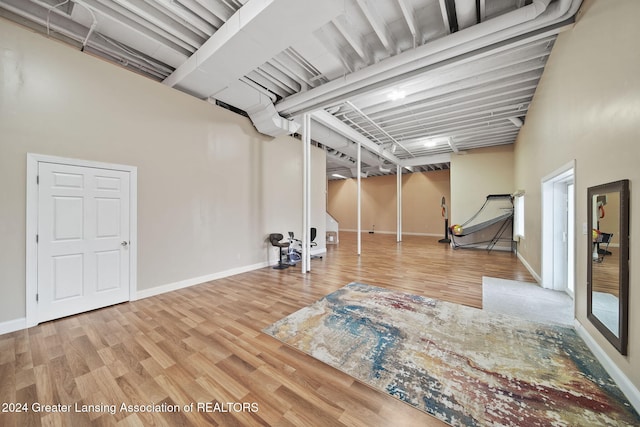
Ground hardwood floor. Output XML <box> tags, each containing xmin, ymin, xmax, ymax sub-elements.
<box><xmin>592</xmin><ymin>246</ymin><xmax>620</xmax><ymax>297</ymax></box>
<box><xmin>0</xmin><ymin>232</ymin><xmax>534</xmax><ymax>426</ymax></box>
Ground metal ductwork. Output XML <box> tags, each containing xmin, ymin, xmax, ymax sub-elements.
<box><xmin>247</xmin><ymin>103</ymin><xmax>300</xmax><ymax>136</ymax></box>
<box><xmin>162</xmin><ymin>0</ymin><xmax>342</xmax><ymax>138</ymax></box>
<box><xmin>244</xmin><ymin>93</ymin><xmax>300</xmax><ymax>136</ymax></box>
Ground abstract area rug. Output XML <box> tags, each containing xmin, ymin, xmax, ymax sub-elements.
<box><xmin>263</xmin><ymin>283</ymin><xmax>640</xmax><ymax>426</ymax></box>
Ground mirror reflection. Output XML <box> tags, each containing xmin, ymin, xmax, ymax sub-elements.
<box><xmin>587</xmin><ymin>179</ymin><xmax>629</xmax><ymax>355</ymax></box>
<box><xmin>591</xmin><ymin>191</ymin><xmax>620</xmax><ymax>336</ymax></box>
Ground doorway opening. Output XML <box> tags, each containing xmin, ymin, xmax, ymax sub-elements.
<box><xmin>541</xmin><ymin>161</ymin><xmax>575</xmax><ymax>299</ymax></box>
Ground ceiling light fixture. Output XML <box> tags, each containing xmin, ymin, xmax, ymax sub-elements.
<box><xmin>423</xmin><ymin>139</ymin><xmax>437</xmax><ymax>148</ymax></box>
<box><xmin>332</xmin><ymin>173</ymin><xmax>348</xmax><ymax>179</ymax></box>
<box><xmin>423</xmin><ymin>136</ymin><xmax>449</xmax><ymax>148</ymax></box>
<box><xmin>388</xmin><ymin>90</ymin><xmax>406</xmax><ymax>101</ymax></box>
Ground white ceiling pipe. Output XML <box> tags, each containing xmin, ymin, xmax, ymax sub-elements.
<box><xmin>327</xmin><ymin>154</ymin><xmax>356</xmax><ymax>168</ymax></box>
<box><xmin>379</xmin><ymin>163</ymin><xmax>392</xmax><ymax>173</ymax></box>
<box><xmin>249</xmin><ymin>107</ymin><xmax>300</xmax><ymax>136</ymax></box>
<box><xmin>328</xmin><ymin>139</ymin><xmax>383</xmax><ymax>168</ymax></box>
<box><xmin>311</xmin><ymin>110</ymin><xmax>402</xmax><ymax>166</ymax></box>
<box><xmin>276</xmin><ymin>0</ymin><xmax>580</xmax><ymax>117</ymax></box>
<box><xmin>345</xmin><ymin>101</ymin><xmax>414</xmax><ymax>157</ymax></box>
<box><xmin>310</xmin><ymin>117</ymin><xmax>386</xmax><ymax>167</ymax></box>
<box><xmin>354</xmin><ymin>35</ymin><xmax>554</xmax><ymax>112</ymax></box>
<box><xmin>341</xmin><ymin>144</ymin><xmax>383</xmax><ymax>167</ymax></box>
<box><xmin>400</xmin><ymin>153</ymin><xmax>451</xmax><ymax>168</ymax></box>
<box><xmin>351</xmin><ymin>168</ymin><xmax>368</xmax><ymax>179</ymax></box>
<box><xmin>310</xmin><ymin>122</ymin><xmax>351</xmax><ymax>150</ymax></box>
<box><xmin>0</xmin><ymin>0</ymin><xmax>170</xmax><ymax>76</ymax></box>
<box><xmin>329</xmin><ymin>153</ymin><xmax>352</xmax><ymax>165</ymax></box>
<box><xmin>170</xmin><ymin>0</ymin><xmax>223</xmax><ymax>28</ymax></box>
<box><xmin>508</xmin><ymin>117</ymin><xmax>524</xmax><ymax>128</ymax></box>
<box><xmin>91</xmin><ymin>0</ymin><xmax>204</xmax><ymax>48</ymax></box>
<box><xmin>72</xmin><ymin>0</ymin><xmax>196</xmax><ymax>53</ymax></box>
<box><xmin>282</xmin><ymin>2</ymin><xmax>565</xmax><ymax>114</ymax></box>
<box><xmin>155</xmin><ymin>0</ymin><xmax>216</xmax><ymax>36</ymax></box>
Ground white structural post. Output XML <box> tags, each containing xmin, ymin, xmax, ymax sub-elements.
<box><xmin>305</xmin><ymin>114</ymin><xmax>311</xmax><ymax>271</ymax></box>
<box><xmin>397</xmin><ymin>164</ymin><xmax>402</xmax><ymax>242</ymax></box>
<box><xmin>357</xmin><ymin>142</ymin><xmax>362</xmax><ymax>256</ymax></box>
<box><xmin>302</xmin><ymin>113</ymin><xmax>311</xmax><ymax>273</ymax></box>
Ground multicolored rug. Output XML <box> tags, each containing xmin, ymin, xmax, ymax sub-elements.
<box><xmin>263</xmin><ymin>282</ymin><xmax>640</xmax><ymax>426</ymax></box>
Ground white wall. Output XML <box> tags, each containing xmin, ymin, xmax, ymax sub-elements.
<box><xmin>514</xmin><ymin>0</ymin><xmax>640</xmax><ymax>392</ymax></box>
<box><xmin>262</xmin><ymin>136</ymin><xmax>327</xmax><ymax>259</ymax></box>
<box><xmin>0</xmin><ymin>19</ymin><xmax>325</xmax><ymax>326</ymax></box>
<box><xmin>450</xmin><ymin>145</ymin><xmax>515</xmax><ymax>225</ymax></box>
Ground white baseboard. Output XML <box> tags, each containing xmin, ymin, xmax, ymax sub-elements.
<box><xmin>311</xmin><ymin>247</ymin><xmax>327</xmax><ymax>256</ymax></box>
<box><xmin>136</xmin><ymin>248</ymin><xmax>329</xmax><ymax>301</ymax></box>
<box><xmin>340</xmin><ymin>229</ymin><xmax>440</xmax><ymax>237</ymax></box>
<box><xmin>401</xmin><ymin>231</ymin><xmax>442</xmax><ymax>237</ymax></box>
<box><xmin>574</xmin><ymin>319</ymin><xmax>640</xmax><ymax>413</ymax></box>
<box><xmin>135</xmin><ymin>261</ymin><xmax>270</xmax><ymax>300</ymax></box>
<box><xmin>2</xmin><ymin>256</ymin><xmax>322</xmax><ymax>336</ymax></box>
<box><xmin>516</xmin><ymin>251</ymin><xmax>542</xmax><ymax>284</ymax></box>
<box><xmin>0</xmin><ymin>317</ymin><xmax>27</xmax><ymax>336</ymax></box>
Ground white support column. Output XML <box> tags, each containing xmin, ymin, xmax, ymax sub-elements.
<box><xmin>357</xmin><ymin>142</ymin><xmax>362</xmax><ymax>256</ymax></box>
<box><xmin>397</xmin><ymin>164</ymin><xmax>403</xmax><ymax>242</ymax></box>
<box><xmin>302</xmin><ymin>113</ymin><xmax>311</xmax><ymax>273</ymax></box>
<box><xmin>305</xmin><ymin>114</ymin><xmax>311</xmax><ymax>271</ymax></box>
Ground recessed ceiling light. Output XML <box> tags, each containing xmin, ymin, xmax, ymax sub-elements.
<box><xmin>388</xmin><ymin>90</ymin><xmax>405</xmax><ymax>101</ymax></box>
<box><xmin>423</xmin><ymin>137</ymin><xmax>448</xmax><ymax>147</ymax></box>
<box><xmin>424</xmin><ymin>139</ymin><xmax>437</xmax><ymax>148</ymax></box>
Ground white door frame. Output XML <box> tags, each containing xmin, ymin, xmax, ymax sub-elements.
<box><xmin>541</xmin><ymin>160</ymin><xmax>575</xmax><ymax>292</ymax></box>
<box><xmin>26</xmin><ymin>153</ymin><xmax>137</xmax><ymax>327</ymax></box>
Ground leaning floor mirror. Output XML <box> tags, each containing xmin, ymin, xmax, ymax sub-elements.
<box><xmin>587</xmin><ymin>179</ymin><xmax>630</xmax><ymax>355</ymax></box>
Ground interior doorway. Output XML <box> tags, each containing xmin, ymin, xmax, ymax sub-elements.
<box><xmin>541</xmin><ymin>161</ymin><xmax>575</xmax><ymax>298</ymax></box>
<box><xmin>26</xmin><ymin>154</ymin><xmax>138</xmax><ymax>327</ymax></box>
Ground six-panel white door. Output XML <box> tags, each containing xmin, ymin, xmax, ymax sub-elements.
<box><xmin>37</xmin><ymin>162</ymin><xmax>130</xmax><ymax>323</ymax></box>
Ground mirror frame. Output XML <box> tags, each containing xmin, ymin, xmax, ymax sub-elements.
<box><xmin>587</xmin><ymin>179</ymin><xmax>629</xmax><ymax>355</ymax></box>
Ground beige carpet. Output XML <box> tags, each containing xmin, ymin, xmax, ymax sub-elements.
<box><xmin>482</xmin><ymin>276</ymin><xmax>574</xmax><ymax>326</ymax></box>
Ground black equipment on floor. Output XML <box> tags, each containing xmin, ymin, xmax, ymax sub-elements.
<box><xmin>288</xmin><ymin>228</ymin><xmax>323</xmax><ymax>260</ymax></box>
<box><xmin>310</xmin><ymin>227</ymin><xmax>318</xmax><ymax>248</ymax></box>
<box><xmin>438</xmin><ymin>196</ymin><xmax>451</xmax><ymax>244</ymax></box>
<box><xmin>593</xmin><ymin>231</ymin><xmax>614</xmax><ymax>263</ymax></box>
<box><xmin>269</xmin><ymin>233</ymin><xmax>290</xmax><ymax>269</ymax></box>
<box><xmin>310</xmin><ymin>227</ymin><xmax>322</xmax><ymax>259</ymax></box>
<box><xmin>449</xmin><ymin>194</ymin><xmax>515</xmax><ymax>252</ymax></box>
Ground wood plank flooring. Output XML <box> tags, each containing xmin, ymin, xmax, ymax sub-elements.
<box><xmin>592</xmin><ymin>247</ymin><xmax>620</xmax><ymax>296</ymax></box>
<box><xmin>0</xmin><ymin>232</ymin><xmax>534</xmax><ymax>426</ymax></box>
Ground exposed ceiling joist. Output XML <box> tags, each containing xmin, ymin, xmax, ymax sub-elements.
<box><xmin>332</xmin><ymin>16</ymin><xmax>369</xmax><ymax>62</ymax></box>
<box><xmin>441</xmin><ymin>0</ymin><xmax>458</xmax><ymax>33</ymax></box>
<box><xmin>0</xmin><ymin>0</ymin><xmax>583</xmax><ymax>180</ymax></box>
<box><xmin>355</xmin><ymin>0</ymin><xmax>395</xmax><ymax>54</ymax></box>
<box><xmin>396</xmin><ymin>0</ymin><xmax>417</xmax><ymax>47</ymax></box>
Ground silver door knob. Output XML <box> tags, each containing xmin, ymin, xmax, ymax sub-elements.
<box><xmin>121</xmin><ymin>241</ymin><xmax>128</xmax><ymax>247</ymax></box>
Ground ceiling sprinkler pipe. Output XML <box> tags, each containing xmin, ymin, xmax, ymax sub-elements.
<box><xmin>508</xmin><ymin>117</ymin><xmax>524</xmax><ymax>127</ymax></box>
<box><xmin>81</xmin><ymin>21</ymin><xmax>97</xmax><ymax>51</ymax></box>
